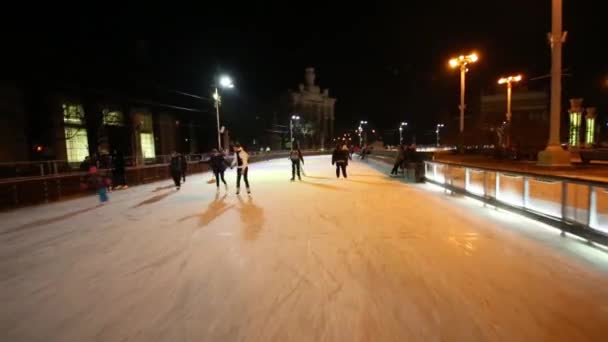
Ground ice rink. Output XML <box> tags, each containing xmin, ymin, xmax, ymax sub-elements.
<box><xmin>1</xmin><ymin>155</ymin><xmax>608</xmax><ymax>341</ymax></box>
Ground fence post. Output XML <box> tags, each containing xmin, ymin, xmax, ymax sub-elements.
<box><xmin>465</xmin><ymin>168</ymin><xmax>470</xmax><ymax>192</ymax></box>
<box><xmin>495</xmin><ymin>172</ymin><xmax>500</xmax><ymax>202</ymax></box>
<box><xmin>561</xmin><ymin>182</ymin><xmax>568</xmax><ymax>221</ymax></box>
<box><xmin>588</xmin><ymin>185</ymin><xmax>597</xmax><ymax>228</ymax></box>
<box><xmin>523</xmin><ymin>176</ymin><xmax>529</xmax><ymax>208</ymax></box>
<box><xmin>40</xmin><ymin>163</ymin><xmax>44</xmax><ymax>176</ymax></box>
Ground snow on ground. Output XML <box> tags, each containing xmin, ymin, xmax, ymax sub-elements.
<box><xmin>1</xmin><ymin>155</ymin><xmax>608</xmax><ymax>341</ymax></box>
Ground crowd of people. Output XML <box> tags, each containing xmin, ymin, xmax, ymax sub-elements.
<box><xmin>82</xmin><ymin>141</ymin><xmax>414</xmax><ymax>204</ymax></box>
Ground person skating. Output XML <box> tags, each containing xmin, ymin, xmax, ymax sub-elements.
<box><xmin>210</xmin><ymin>148</ymin><xmax>229</xmax><ymax>191</ymax></box>
<box><xmin>180</xmin><ymin>153</ymin><xmax>188</xmax><ymax>183</ymax></box>
<box><xmin>169</xmin><ymin>151</ymin><xmax>182</xmax><ymax>190</ymax></box>
<box><xmin>289</xmin><ymin>143</ymin><xmax>304</xmax><ymax>181</ymax></box>
<box><xmin>332</xmin><ymin>143</ymin><xmax>351</xmax><ymax>178</ymax></box>
<box><xmin>390</xmin><ymin>144</ymin><xmax>406</xmax><ymax>176</ymax></box>
<box><xmin>111</xmin><ymin>150</ymin><xmax>128</xmax><ymax>190</ymax></box>
<box><xmin>231</xmin><ymin>143</ymin><xmax>250</xmax><ymax>195</ymax></box>
<box><xmin>86</xmin><ymin>166</ymin><xmax>109</xmax><ymax>203</ymax></box>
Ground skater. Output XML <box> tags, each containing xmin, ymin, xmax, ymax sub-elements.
<box><xmin>390</xmin><ymin>144</ymin><xmax>406</xmax><ymax>175</ymax></box>
<box><xmin>231</xmin><ymin>143</ymin><xmax>250</xmax><ymax>195</ymax></box>
<box><xmin>332</xmin><ymin>143</ymin><xmax>351</xmax><ymax>178</ymax></box>
<box><xmin>169</xmin><ymin>151</ymin><xmax>182</xmax><ymax>190</ymax></box>
<box><xmin>111</xmin><ymin>150</ymin><xmax>128</xmax><ymax>190</ymax></box>
<box><xmin>86</xmin><ymin>166</ymin><xmax>109</xmax><ymax>203</ymax></box>
<box><xmin>289</xmin><ymin>143</ymin><xmax>304</xmax><ymax>181</ymax></box>
<box><xmin>210</xmin><ymin>148</ymin><xmax>229</xmax><ymax>191</ymax></box>
<box><xmin>180</xmin><ymin>153</ymin><xmax>188</xmax><ymax>183</ymax></box>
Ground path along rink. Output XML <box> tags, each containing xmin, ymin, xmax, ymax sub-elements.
<box><xmin>1</xmin><ymin>155</ymin><xmax>608</xmax><ymax>341</ymax></box>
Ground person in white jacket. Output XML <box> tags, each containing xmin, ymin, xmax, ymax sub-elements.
<box><xmin>231</xmin><ymin>143</ymin><xmax>251</xmax><ymax>194</ymax></box>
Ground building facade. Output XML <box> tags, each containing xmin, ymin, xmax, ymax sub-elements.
<box><xmin>479</xmin><ymin>89</ymin><xmax>549</xmax><ymax>151</ymax></box>
<box><xmin>0</xmin><ymin>81</ymin><xmax>211</xmax><ymax>166</ymax></box>
<box><xmin>288</xmin><ymin>68</ymin><xmax>336</xmax><ymax>149</ymax></box>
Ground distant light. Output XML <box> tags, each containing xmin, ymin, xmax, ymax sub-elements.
<box><xmin>469</xmin><ymin>53</ymin><xmax>478</xmax><ymax>62</ymax></box>
<box><xmin>219</xmin><ymin>75</ymin><xmax>234</xmax><ymax>88</ymax></box>
<box><xmin>401</xmin><ymin>121</ymin><xmax>408</xmax><ymax>126</ymax></box>
<box><xmin>35</xmin><ymin>145</ymin><xmax>43</xmax><ymax>152</ymax></box>
<box><xmin>212</xmin><ymin>92</ymin><xmax>220</xmax><ymax>101</ymax></box>
<box><xmin>372</xmin><ymin>129</ymin><xmax>376</xmax><ymax>133</ymax></box>
<box><xmin>449</xmin><ymin>59</ymin><xmax>458</xmax><ymax>68</ymax></box>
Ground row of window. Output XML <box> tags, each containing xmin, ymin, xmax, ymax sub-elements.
<box><xmin>62</xmin><ymin>103</ymin><xmax>155</xmax><ymax>163</ymax></box>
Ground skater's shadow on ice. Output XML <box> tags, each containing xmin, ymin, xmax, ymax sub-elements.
<box><xmin>346</xmin><ymin>178</ymin><xmax>394</xmax><ymax>187</ymax></box>
<box><xmin>238</xmin><ymin>196</ymin><xmax>264</xmax><ymax>241</ymax></box>
<box><xmin>300</xmin><ymin>181</ymin><xmax>343</xmax><ymax>191</ymax></box>
<box><xmin>152</xmin><ymin>184</ymin><xmax>175</xmax><ymax>192</ymax></box>
<box><xmin>349</xmin><ymin>173</ymin><xmax>385</xmax><ymax>179</ymax></box>
<box><xmin>304</xmin><ymin>175</ymin><xmax>334</xmax><ymax>180</ymax></box>
<box><xmin>178</xmin><ymin>194</ymin><xmax>234</xmax><ymax>227</ymax></box>
<box><xmin>132</xmin><ymin>190</ymin><xmax>176</xmax><ymax>208</ymax></box>
<box><xmin>1</xmin><ymin>205</ymin><xmax>103</xmax><ymax>235</ymax></box>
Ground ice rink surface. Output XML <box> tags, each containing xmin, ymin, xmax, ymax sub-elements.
<box><xmin>1</xmin><ymin>155</ymin><xmax>608</xmax><ymax>341</ymax></box>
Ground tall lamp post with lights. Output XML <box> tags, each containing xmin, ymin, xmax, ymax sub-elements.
<box><xmin>399</xmin><ymin>122</ymin><xmax>408</xmax><ymax>144</ymax></box>
<box><xmin>449</xmin><ymin>53</ymin><xmax>478</xmax><ymax>149</ymax></box>
<box><xmin>436</xmin><ymin>124</ymin><xmax>445</xmax><ymax>147</ymax></box>
<box><xmin>358</xmin><ymin>120</ymin><xmax>368</xmax><ymax>146</ymax></box>
<box><xmin>290</xmin><ymin>115</ymin><xmax>300</xmax><ymax>145</ymax></box>
<box><xmin>498</xmin><ymin>74</ymin><xmax>523</xmax><ymax>148</ymax></box>
<box><xmin>212</xmin><ymin>75</ymin><xmax>234</xmax><ymax>151</ymax></box>
<box><xmin>538</xmin><ymin>0</ymin><xmax>570</xmax><ymax>166</ymax></box>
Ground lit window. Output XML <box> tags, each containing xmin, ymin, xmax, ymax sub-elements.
<box><xmin>569</xmin><ymin>112</ymin><xmax>582</xmax><ymax>147</ymax></box>
<box><xmin>140</xmin><ymin>133</ymin><xmax>156</xmax><ymax>158</ymax></box>
<box><xmin>63</xmin><ymin>104</ymin><xmax>85</xmax><ymax>125</ymax></box>
<box><xmin>64</xmin><ymin>127</ymin><xmax>89</xmax><ymax>163</ymax></box>
<box><xmin>103</xmin><ymin>110</ymin><xmax>125</xmax><ymax>126</ymax></box>
<box><xmin>586</xmin><ymin>118</ymin><xmax>595</xmax><ymax>145</ymax></box>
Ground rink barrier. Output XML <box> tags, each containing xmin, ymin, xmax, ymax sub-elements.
<box><xmin>0</xmin><ymin>151</ymin><xmax>328</xmax><ymax>210</ymax></box>
<box><xmin>424</xmin><ymin>161</ymin><xmax>608</xmax><ymax>246</ymax></box>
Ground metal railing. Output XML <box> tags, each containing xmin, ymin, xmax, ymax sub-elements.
<box><xmin>0</xmin><ymin>150</ymin><xmax>310</xmax><ymax>180</ymax></box>
<box><xmin>424</xmin><ymin>160</ymin><xmax>608</xmax><ymax>245</ymax></box>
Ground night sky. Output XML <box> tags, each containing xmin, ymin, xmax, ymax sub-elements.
<box><xmin>4</xmin><ymin>1</ymin><xmax>607</xmax><ymax>144</ymax></box>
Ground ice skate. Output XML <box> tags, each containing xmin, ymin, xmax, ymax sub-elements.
<box><xmin>236</xmin><ymin>187</ymin><xmax>240</xmax><ymax>195</ymax></box>
<box><xmin>246</xmin><ymin>187</ymin><xmax>251</xmax><ymax>194</ymax></box>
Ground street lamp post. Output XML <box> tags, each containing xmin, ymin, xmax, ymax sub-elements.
<box><xmin>213</xmin><ymin>75</ymin><xmax>234</xmax><ymax>151</ymax></box>
<box><xmin>359</xmin><ymin>121</ymin><xmax>368</xmax><ymax>146</ymax></box>
<box><xmin>538</xmin><ymin>0</ymin><xmax>571</xmax><ymax>166</ymax></box>
<box><xmin>399</xmin><ymin>122</ymin><xmax>408</xmax><ymax>144</ymax></box>
<box><xmin>290</xmin><ymin>115</ymin><xmax>300</xmax><ymax>144</ymax></box>
<box><xmin>449</xmin><ymin>53</ymin><xmax>478</xmax><ymax>149</ymax></box>
<box><xmin>498</xmin><ymin>75</ymin><xmax>523</xmax><ymax>148</ymax></box>
<box><xmin>436</xmin><ymin>124</ymin><xmax>445</xmax><ymax>147</ymax></box>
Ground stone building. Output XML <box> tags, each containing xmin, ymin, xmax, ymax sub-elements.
<box><xmin>479</xmin><ymin>89</ymin><xmax>549</xmax><ymax>151</ymax></box>
<box><xmin>288</xmin><ymin>68</ymin><xmax>336</xmax><ymax>149</ymax></box>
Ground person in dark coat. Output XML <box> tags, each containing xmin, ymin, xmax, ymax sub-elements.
<box><xmin>289</xmin><ymin>143</ymin><xmax>304</xmax><ymax>181</ymax></box>
<box><xmin>180</xmin><ymin>153</ymin><xmax>188</xmax><ymax>183</ymax></box>
<box><xmin>112</xmin><ymin>150</ymin><xmax>127</xmax><ymax>189</ymax></box>
<box><xmin>390</xmin><ymin>145</ymin><xmax>406</xmax><ymax>175</ymax></box>
<box><xmin>209</xmin><ymin>148</ymin><xmax>229</xmax><ymax>191</ymax></box>
<box><xmin>332</xmin><ymin>143</ymin><xmax>351</xmax><ymax>178</ymax></box>
<box><xmin>169</xmin><ymin>151</ymin><xmax>182</xmax><ymax>190</ymax></box>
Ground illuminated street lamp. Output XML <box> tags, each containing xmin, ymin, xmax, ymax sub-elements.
<box><xmin>359</xmin><ymin>121</ymin><xmax>368</xmax><ymax>146</ymax></box>
<box><xmin>436</xmin><ymin>123</ymin><xmax>445</xmax><ymax>147</ymax></box>
<box><xmin>448</xmin><ymin>52</ymin><xmax>478</xmax><ymax>148</ymax></box>
<box><xmin>498</xmin><ymin>74</ymin><xmax>523</xmax><ymax>148</ymax></box>
<box><xmin>213</xmin><ymin>75</ymin><xmax>234</xmax><ymax>150</ymax></box>
<box><xmin>399</xmin><ymin>122</ymin><xmax>408</xmax><ymax>144</ymax></box>
<box><xmin>290</xmin><ymin>115</ymin><xmax>300</xmax><ymax>144</ymax></box>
